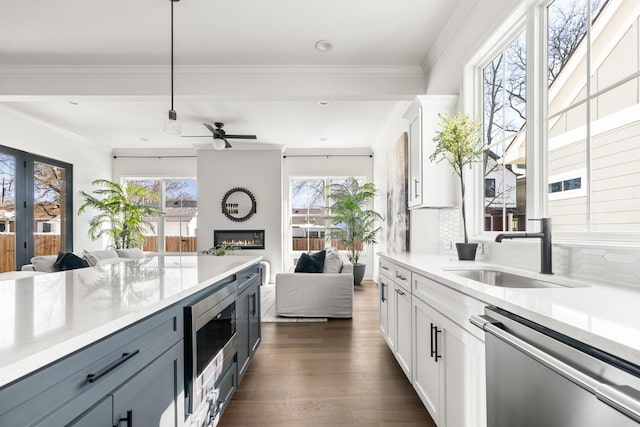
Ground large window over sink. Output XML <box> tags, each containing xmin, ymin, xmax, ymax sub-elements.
<box><xmin>473</xmin><ymin>0</ymin><xmax>640</xmax><ymax>241</ymax></box>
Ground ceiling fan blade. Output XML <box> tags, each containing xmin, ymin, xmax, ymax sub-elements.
<box><xmin>225</xmin><ymin>134</ymin><xmax>257</xmax><ymax>140</ymax></box>
<box><xmin>223</xmin><ymin>138</ymin><xmax>232</xmax><ymax>149</ymax></box>
<box><xmin>203</xmin><ymin>123</ymin><xmax>217</xmax><ymax>134</ymax></box>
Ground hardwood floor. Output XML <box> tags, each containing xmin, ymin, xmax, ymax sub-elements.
<box><xmin>219</xmin><ymin>280</ymin><xmax>436</xmax><ymax>427</ymax></box>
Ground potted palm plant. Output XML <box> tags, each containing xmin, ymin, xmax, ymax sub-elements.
<box><xmin>78</xmin><ymin>179</ymin><xmax>164</xmax><ymax>249</ymax></box>
<box><xmin>430</xmin><ymin>112</ymin><xmax>483</xmax><ymax>260</ymax></box>
<box><xmin>325</xmin><ymin>177</ymin><xmax>383</xmax><ymax>285</ymax></box>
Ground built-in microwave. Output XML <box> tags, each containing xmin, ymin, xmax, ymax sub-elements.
<box><xmin>184</xmin><ymin>278</ymin><xmax>237</xmax><ymax>423</ymax></box>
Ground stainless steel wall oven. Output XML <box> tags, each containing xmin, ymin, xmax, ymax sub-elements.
<box><xmin>184</xmin><ymin>278</ymin><xmax>237</xmax><ymax>426</ymax></box>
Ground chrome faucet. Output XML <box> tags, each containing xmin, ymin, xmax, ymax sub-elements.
<box><xmin>495</xmin><ymin>218</ymin><xmax>553</xmax><ymax>275</ymax></box>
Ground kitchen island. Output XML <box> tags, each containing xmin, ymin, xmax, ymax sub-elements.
<box><xmin>0</xmin><ymin>254</ymin><xmax>262</xmax><ymax>426</ymax></box>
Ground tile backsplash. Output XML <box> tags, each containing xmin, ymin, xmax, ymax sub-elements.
<box><xmin>437</xmin><ymin>209</ymin><xmax>640</xmax><ymax>288</ymax></box>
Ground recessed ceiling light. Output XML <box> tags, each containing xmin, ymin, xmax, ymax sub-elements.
<box><xmin>68</xmin><ymin>101</ymin><xmax>79</xmax><ymax>105</ymax></box>
<box><xmin>140</xmin><ymin>138</ymin><xmax>149</xmax><ymax>142</ymax></box>
<box><xmin>319</xmin><ymin>137</ymin><xmax>327</xmax><ymax>141</ymax></box>
<box><xmin>314</xmin><ymin>40</ymin><xmax>333</xmax><ymax>52</ymax></box>
<box><xmin>318</xmin><ymin>100</ymin><xmax>330</xmax><ymax>106</ymax></box>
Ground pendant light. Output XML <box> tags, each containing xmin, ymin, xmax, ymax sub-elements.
<box><xmin>164</xmin><ymin>0</ymin><xmax>181</xmax><ymax>135</ymax></box>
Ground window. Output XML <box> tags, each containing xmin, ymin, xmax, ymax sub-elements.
<box><xmin>123</xmin><ymin>178</ymin><xmax>197</xmax><ymax>252</ymax></box>
<box><xmin>474</xmin><ymin>0</ymin><xmax>640</xmax><ymax>239</ymax></box>
<box><xmin>546</xmin><ymin>0</ymin><xmax>640</xmax><ymax>232</ymax></box>
<box><xmin>289</xmin><ymin>176</ymin><xmax>365</xmax><ymax>253</ymax></box>
<box><xmin>481</xmin><ymin>30</ymin><xmax>527</xmax><ymax>231</ymax></box>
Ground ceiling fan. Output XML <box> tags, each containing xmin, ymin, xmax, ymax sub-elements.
<box><xmin>182</xmin><ymin>122</ymin><xmax>257</xmax><ymax>149</ymax></box>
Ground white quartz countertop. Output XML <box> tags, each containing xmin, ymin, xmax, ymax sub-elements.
<box><xmin>379</xmin><ymin>252</ymin><xmax>640</xmax><ymax>366</ymax></box>
<box><xmin>0</xmin><ymin>254</ymin><xmax>262</xmax><ymax>388</ymax></box>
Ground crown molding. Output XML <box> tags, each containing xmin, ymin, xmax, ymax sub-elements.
<box><xmin>0</xmin><ymin>65</ymin><xmax>426</xmax><ymax>101</ymax></box>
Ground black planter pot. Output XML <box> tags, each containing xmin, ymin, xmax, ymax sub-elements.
<box><xmin>455</xmin><ymin>243</ymin><xmax>478</xmax><ymax>261</ymax></box>
<box><xmin>353</xmin><ymin>263</ymin><xmax>366</xmax><ymax>285</ymax></box>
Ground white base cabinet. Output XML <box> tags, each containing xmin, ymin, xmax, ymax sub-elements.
<box><xmin>378</xmin><ymin>255</ymin><xmax>487</xmax><ymax>427</ymax></box>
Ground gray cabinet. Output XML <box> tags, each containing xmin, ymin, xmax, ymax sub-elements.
<box><xmin>236</xmin><ymin>266</ymin><xmax>262</xmax><ymax>380</ymax></box>
<box><xmin>69</xmin><ymin>341</ymin><xmax>184</xmax><ymax>427</ymax></box>
<box><xmin>0</xmin><ymin>304</ymin><xmax>183</xmax><ymax>426</ymax></box>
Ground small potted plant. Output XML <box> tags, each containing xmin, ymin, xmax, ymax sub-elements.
<box><xmin>430</xmin><ymin>112</ymin><xmax>483</xmax><ymax>260</ymax></box>
<box><xmin>325</xmin><ymin>177</ymin><xmax>383</xmax><ymax>285</ymax></box>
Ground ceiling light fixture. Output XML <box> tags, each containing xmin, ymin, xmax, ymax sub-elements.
<box><xmin>318</xmin><ymin>100</ymin><xmax>330</xmax><ymax>106</ymax></box>
<box><xmin>164</xmin><ymin>0</ymin><xmax>181</xmax><ymax>135</ymax></box>
<box><xmin>212</xmin><ymin>138</ymin><xmax>227</xmax><ymax>151</ymax></box>
<box><xmin>314</xmin><ymin>40</ymin><xmax>333</xmax><ymax>52</ymax></box>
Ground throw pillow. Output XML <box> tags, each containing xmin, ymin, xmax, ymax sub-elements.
<box><xmin>115</xmin><ymin>248</ymin><xmax>146</xmax><ymax>259</ymax></box>
<box><xmin>54</xmin><ymin>252</ymin><xmax>90</xmax><ymax>271</ymax></box>
<box><xmin>323</xmin><ymin>250</ymin><xmax>343</xmax><ymax>273</ymax></box>
<box><xmin>82</xmin><ymin>249</ymin><xmax>119</xmax><ymax>266</ymax></box>
<box><xmin>30</xmin><ymin>255</ymin><xmax>58</xmax><ymax>273</ymax></box>
<box><xmin>294</xmin><ymin>250</ymin><xmax>326</xmax><ymax>273</ymax></box>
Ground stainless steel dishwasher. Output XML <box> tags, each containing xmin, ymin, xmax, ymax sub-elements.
<box><xmin>471</xmin><ymin>306</ymin><xmax>640</xmax><ymax>426</ymax></box>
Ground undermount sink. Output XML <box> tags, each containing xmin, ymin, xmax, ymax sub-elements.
<box><xmin>443</xmin><ymin>268</ymin><xmax>587</xmax><ymax>289</ymax></box>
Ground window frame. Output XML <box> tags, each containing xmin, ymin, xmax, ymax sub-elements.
<box><xmin>466</xmin><ymin>0</ymin><xmax>640</xmax><ymax>245</ymax></box>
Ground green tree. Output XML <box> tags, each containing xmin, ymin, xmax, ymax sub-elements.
<box><xmin>78</xmin><ymin>179</ymin><xmax>164</xmax><ymax>249</ymax></box>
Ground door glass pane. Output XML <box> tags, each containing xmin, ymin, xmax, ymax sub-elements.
<box><xmin>165</xmin><ymin>179</ymin><xmax>197</xmax><ymax>252</ymax></box>
<box><xmin>0</xmin><ymin>154</ymin><xmax>16</xmax><ymax>272</ymax></box>
<box><xmin>33</xmin><ymin>161</ymin><xmax>66</xmax><ymax>256</ymax></box>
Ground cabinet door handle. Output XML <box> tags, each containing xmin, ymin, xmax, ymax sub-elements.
<box><xmin>414</xmin><ymin>179</ymin><xmax>420</xmax><ymax>197</ymax></box>
<box><xmin>114</xmin><ymin>409</ymin><xmax>133</xmax><ymax>427</ymax></box>
<box><xmin>87</xmin><ymin>350</ymin><xmax>140</xmax><ymax>383</ymax></box>
<box><xmin>250</xmin><ymin>292</ymin><xmax>257</xmax><ymax>316</ymax></box>
<box><xmin>396</xmin><ymin>273</ymin><xmax>407</xmax><ymax>281</ymax></box>
<box><xmin>381</xmin><ymin>265</ymin><xmax>390</xmax><ymax>271</ymax></box>
<box><xmin>433</xmin><ymin>325</ymin><xmax>442</xmax><ymax>362</ymax></box>
<box><xmin>381</xmin><ymin>283</ymin><xmax>386</xmax><ymax>302</ymax></box>
<box><xmin>395</xmin><ymin>288</ymin><xmax>405</xmax><ymax>296</ymax></box>
<box><xmin>430</xmin><ymin>323</ymin><xmax>436</xmax><ymax>358</ymax></box>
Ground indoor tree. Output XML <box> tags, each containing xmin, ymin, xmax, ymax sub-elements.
<box><xmin>430</xmin><ymin>112</ymin><xmax>483</xmax><ymax>259</ymax></box>
<box><xmin>325</xmin><ymin>177</ymin><xmax>383</xmax><ymax>284</ymax></box>
<box><xmin>78</xmin><ymin>179</ymin><xmax>164</xmax><ymax>249</ymax></box>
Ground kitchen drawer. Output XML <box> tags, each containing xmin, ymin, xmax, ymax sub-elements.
<box><xmin>413</xmin><ymin>273</ymin><xmax>486</xmax><ymax>341</ymax></box>
<box><xmin>0</xmin><ymin>304</ymin><xmax>183</xmax><ymax>426</ymax></box>
<box><xmin>237</xmin><ymin>264</ymin><xmax>261</xmax><ymax>294</ymax></box>
<box><xmin>379</xmin><ymin>258</ymin><xmax>394</xmax><ymax>276</ymax></box>
<box><xmin>393</xmin><ymin>264</ymin><xmax>412</xmax><ymax>292</ymax></box>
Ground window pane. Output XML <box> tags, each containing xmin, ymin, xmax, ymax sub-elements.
<box><xmin>482</xmin><ymin>30</ymin><xmax>526</xmax><ymax>232</ymax></box>
<box><xmin>33</xmin><ymin>161</ymin><xmax>66</xmax><ymax>256</ymax></box>
<box><xmin>165</xmin><ymin>180</ymin><xmax>197</xmax><ymax>253</ymax></box>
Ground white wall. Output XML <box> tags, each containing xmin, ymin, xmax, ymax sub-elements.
<box><xmin>0</xmin><ymin>106</ymin><xmax>112</xmax><ymax>253</ymax></box>
<box><xmin>282</xmin><ymin>148</ymin><xmax>374</xmax><ymax>277</ymax></box>
<box><xmin>197</xmin><ymin>149</ymin><xmax>282</xmax><ymax>283</ymax></box>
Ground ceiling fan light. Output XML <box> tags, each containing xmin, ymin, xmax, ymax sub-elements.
<box><xmin>164</xmin><ymin>110</ymin><xmax>181</xmax><ymax>135</ymax></box>
<box><xmin>212</xmin><ymin>138</ymin><xmax>227</xmax><ymax>150</ymax></box>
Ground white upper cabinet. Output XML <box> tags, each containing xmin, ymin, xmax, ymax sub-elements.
<box><xmin>402</xmin><ymin>95</ymin><xmax>458</xmax><ymax>209</ymax></box>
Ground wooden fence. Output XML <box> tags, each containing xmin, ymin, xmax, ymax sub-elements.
<box><xmin>292</xmin><ymin>237</ymin><xmax>362</xmax><ymax>252</ymax></box>
<box><xmin>0</xmin><ymin>233</ymin><xmax>62</xmax><ymax>272</ymax></box>
<box><xmin>143</xmin><ymin>236</ymin><xmax>197</xmax><ymax>253</ymax></box>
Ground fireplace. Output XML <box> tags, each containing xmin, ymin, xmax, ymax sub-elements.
<box><xmin>213</xmin><ymin>230</ymin><xmax>265</xmax><ymax>250</ymax></box>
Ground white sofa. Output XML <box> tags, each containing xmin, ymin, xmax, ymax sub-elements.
<box><xmin>21</xmin><ymin>248</ymin><xmax>147</xmax><ymax>272</ymax></box>
<box><xmin>275</xmin><ymin>249</ymin><xmax>354</xmax><ymax>318</ymax></box>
